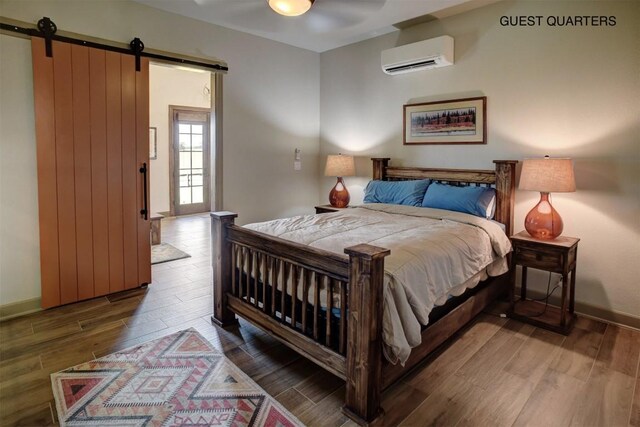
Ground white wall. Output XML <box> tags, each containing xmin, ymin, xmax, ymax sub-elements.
<box><xmin>0</xmin><ymin>0</ymin><xmax>320</xmax><ymax>305</ymax></box>
<box><xmin>0</xmin><ymin>35</ymin><xmax>41</xmax><ymax>305</ymax></box>
<box><xmin>319</xmin><ymin>0</ymin><xmax>640</xmax><ymax>320</ymax></box>
<box><xmin>149</xmin><ymin>64</ymin><xmax>211</xmax><ymax>214</ymax></box>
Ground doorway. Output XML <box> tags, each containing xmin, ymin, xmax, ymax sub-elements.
<box><xmin>169</xmin><ymin>107</ymin><xmax>211</xmax><ymax>216</ymax></box>
<box><xmin>148</xmin><ymin>63</ymin><xmax>219</xmax><ymax>219</ymax></box>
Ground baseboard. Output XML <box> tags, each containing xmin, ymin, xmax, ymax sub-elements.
<box><xmin>0</xmin><ymin>297</ymin><xmax>42</xmax><ymax>321</ymax></box>
<box><xmin>522</xmin><ymin>288</ymin><xmax>640</xmax><ymax>331</ymax></box>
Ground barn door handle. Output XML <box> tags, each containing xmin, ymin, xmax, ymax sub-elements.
<box><xmin>139</xmin><ymin>162</ymin><xmax>148</xmax><ymax>220</ymax></box>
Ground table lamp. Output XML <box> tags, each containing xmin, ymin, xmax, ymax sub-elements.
<box><xmin>519</xmin><ymin>156</ymin><xmax>576</xmax><ymax>239</ymax></box>
<box><xmin>324</xmin><ymin>154</ymin><xmax>355</xmax><ymax>208</ymax></box>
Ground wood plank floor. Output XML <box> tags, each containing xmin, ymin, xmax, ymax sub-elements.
<box><xmin>1</xmin><ymin>213</ymin><xmax>639</xmax><ymax>426</ymax></box>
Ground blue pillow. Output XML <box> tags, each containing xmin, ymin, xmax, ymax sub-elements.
<box><xmin>421</xmin><ymin>182</ymin><xmax>496</xmax><ymax>218</ymax></box>
<box><xmin>363</xmin><ymin>179</ymin><xmax>431</xmax><ymax>207</ymax></box>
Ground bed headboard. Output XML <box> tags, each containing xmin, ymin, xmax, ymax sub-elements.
<box><xmin>371</xmin><ymin>158</ymin><xmax>518</xmax><ymax>237</ymax></box>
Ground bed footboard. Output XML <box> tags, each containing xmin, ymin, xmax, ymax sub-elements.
<box><xmin>210</xmin><ymin>212</ymin><xmax>390</xmax><ymax>425</ymax></box>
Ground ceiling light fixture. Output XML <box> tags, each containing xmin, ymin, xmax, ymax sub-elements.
<box><xmin>268</xmin><ymin>0</ymin><xmax>314</xmax><ymax>17</ymax></box>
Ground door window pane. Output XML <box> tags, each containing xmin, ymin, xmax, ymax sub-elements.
<box><xmin>179</xmin><ymin>174</ymin><xmax>189</xmax><ymax>187</ymax></box>
<box><xmin>192</xmin><ymin>186</ymin><xmax>204</xmax><ymax>203</ymax></box>
<box><xmin>179</xmin><ymin>124</ymin><xmax>191</xmax><ymax>134</ymax></box>
<box><xmin>192</xmin><ymin>174</ymin><xmax>203</xmax><ymax>186</ymax></box>
<box><xmin>192</xmin><ymin>134</ymin><xmax>203</xmax><ymax>151</ymax></box>
<box><xmin>180</xmin><ymin>187</ymin><xmax>192</xmax><ymax>205</ymax></box>
<box><xmin>179</xmin><ymin>152</ymin><xmax>191</xmax><ymax>169</ymax></box>
<box><xmin>191</xmin><ymin>124</ymin><xmax>203</xmax><ymax>134</ymax></box>
<box><xmin>192</xmin><ymin>152</ymin><xmax>203</xmax><ymax>169</ymax></box>
<box><xmin>179</xmin><ymin>134</ymin><xmax>191</xmax><ymax>151</ymax></box>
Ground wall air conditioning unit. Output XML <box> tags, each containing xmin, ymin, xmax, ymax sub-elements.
<box><xmin>381</xmin><ymin>35</ymin><xmax>454</xmax><ymax>75</ymax></box>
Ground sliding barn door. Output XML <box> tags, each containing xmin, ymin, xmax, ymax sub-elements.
<box><xmin>32</xmin><ymin>38</ymin><xmax>151</xmax><ymax>308</ymax></box>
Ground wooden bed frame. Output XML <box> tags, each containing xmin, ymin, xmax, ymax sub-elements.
<box><xmin>211</xmin><ymin>158</ymin><xmax>517</xmax><ymax>425</ymax></box>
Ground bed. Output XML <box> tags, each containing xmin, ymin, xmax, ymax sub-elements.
<box><xmin>210</xmin><ymin>158</ymin><xmax>517</xmax><ymax>425</ymax></box>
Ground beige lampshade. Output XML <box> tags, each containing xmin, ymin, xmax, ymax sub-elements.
<box><xmin>519</xmin><ymin>157</ymin><xmax>576</xmax><ymax>193</ymax></box>
<box><xmin>268</xmin><ymin>0</ymin><xmax>313</xmax><ymax>16</ymax></box>
<box><xmin>324</xmin><ymin>154</ymin><xmax>355</xmax><ymax>177</ymax></box>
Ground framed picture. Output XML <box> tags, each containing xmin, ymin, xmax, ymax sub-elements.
<box><xmin>403</xmin><ymin>96</ymin><xmax>486</xmax><ymax>145</ymax></box>
<box><xmin>149</xmin><ymin>127</ymin><xmax>157</xmax><ymax>160</ymax></box>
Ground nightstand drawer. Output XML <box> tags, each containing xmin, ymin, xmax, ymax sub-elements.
<box><xmin>513</xmin><ymin>244</ymin><xmax>563</xmax><ymax>272</ymax></box>
<box><xmin>514</xmin><ymin>242</ymin><xmax>577</xmax><ymax>273</ymax></box>
<box><xmin>315</xmin><ymin>206</ymin><xmax>337</xmax><ymax>214</ymax></box>
<box><xmin>315</xmin><ymin>205</ymin><xmax>344</xmax><ymax>214</ymax></box>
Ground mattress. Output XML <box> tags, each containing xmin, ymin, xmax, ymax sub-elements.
<box><xmin>243</xmin><ymin>203</ymin><xmax>512</xmax><ymax>365</ymax></box>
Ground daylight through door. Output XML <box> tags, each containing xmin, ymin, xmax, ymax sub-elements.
<box><xmin>171</xmin><ymin>108</ymin><xmax>211</xmax><ymax>215</ymax></box>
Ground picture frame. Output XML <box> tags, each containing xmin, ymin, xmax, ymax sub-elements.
<box><xmin>403</xmin><ymin>96</ymin><xmax>486</xmax><ymax>145</ymax></box>
<box><xmin>149</xmin><ymin>127</ymin><xmax>157</xmax><ymax>160</ymax></box>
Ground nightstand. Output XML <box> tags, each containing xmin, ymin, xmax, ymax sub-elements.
<box><xmin>508</xmin><ymin>231</ymin><xmax>580</xmax><ymax>335</ymax></box>
<box><xmin>315</xmin><ymin>205</ymin><xmax>348</xmax><ymax>214</ymax></box>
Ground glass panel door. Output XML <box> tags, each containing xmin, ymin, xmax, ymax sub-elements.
<box><xmin>172</xmin><ymin>109</ymin><xmax>210</xmax><ymax>215</ymax></box>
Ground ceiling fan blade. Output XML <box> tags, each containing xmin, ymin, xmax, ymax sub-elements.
<box><xmin>317</xmin><ymin>0</ymin><xmax>387</xmax><ymax>13</ymax></box>
<box><xmin>306</xmin><ymin>0</ymin><xmax>387</xmax><ymax>32</ymax></box>
<box><xmin>191</xmin><ymin>0</ymin><xmax>286</xmax><ymax>32</ymax></box>
<box><xmin>192</xmin><ymin>0</ymin><xmax>265</xmax><ymax>11</ymax></box>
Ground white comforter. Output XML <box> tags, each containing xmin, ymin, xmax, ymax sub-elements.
<box><xmin>244</xmin><ymin>203</ymin><xmax>512</xmax><ymax>365</ymax></box>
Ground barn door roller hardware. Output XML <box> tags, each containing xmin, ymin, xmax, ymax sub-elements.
<box><xmin>34</xmin><ymin>17</ymin><xmax>146</xmax><ymax>69</ymax></box>
<box><xmin>0</xmin><ymin>16</ymin><xmax>228</xmax><ymax>73</ymax></box>
<box><xmin>130</xmin><ymin>37</ymin><xmax>145</xmax><ymax>71</ymax></box>
<box><xmin>37</xmin><ymin>17</ymin><xmax>57</xmax><ymax>57</ymax></box>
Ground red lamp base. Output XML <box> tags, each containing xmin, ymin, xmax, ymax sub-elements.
<box><xmin>524</xmin><ymin>192</ymin><xmax>564</xmax><ymax>240</ymax></box>
<box><xmin>329</xmin><ymin>177</ymin><xmax>350</xmax><ymax>208</ymax></box>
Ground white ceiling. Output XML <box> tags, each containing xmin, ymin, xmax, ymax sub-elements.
<box><xmin>133</xmin><ymin>0</ymin><xmax>481</xmax><ymax>52</ymax></box>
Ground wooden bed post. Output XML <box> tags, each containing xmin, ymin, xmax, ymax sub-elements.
<box><xmin>211</xmin><ymin>211</ymin><xmax>239</xmax><ymax>327</ymax></box>
<box><xmin>493</xmin><ymin>160</ymin><xmax>518</xmax><ymax>237</ymax></box>
<box><xmin>371</xmin><ymin>158</ymin><xmax>390</xmax><ymax>180</ymax></box>
<box><xmin>343</xmin><ymin>243</ymin><xmax>390</xmax><ymax>425</ymax></box>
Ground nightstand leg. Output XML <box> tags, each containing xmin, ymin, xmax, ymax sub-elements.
<box><xmin>520</xmin><ymin>266</ymin><xmax>528</xmax><ymax>301</ymax></box>
<box><xmin>569</xmin><ymin>266</ymin><xmax>576</xmax><ymax>314</ymax></box>
<box><xmin>560</xmin><ymin>273</ymin><xmax>569</xmax><ymax>327</ymax></box>
<box><xmin>509</xmin><ymin>260</ymin><xmax>517</xmax><ymax>310</ymax></box>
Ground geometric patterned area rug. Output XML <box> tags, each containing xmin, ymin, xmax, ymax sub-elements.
<box><xmin>151</xmin><ymin>242</ymin><xmax>191</xmax><ymax>265</ymax></box>
<box><xmin>51</xmin><ymin>328</ymin><xmax>303</xmax><ymax>426</ymax></box>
